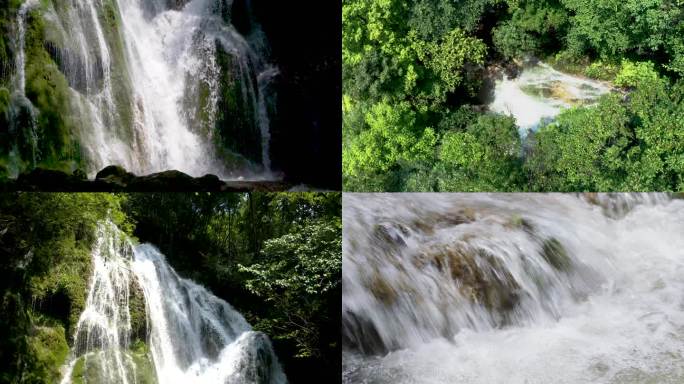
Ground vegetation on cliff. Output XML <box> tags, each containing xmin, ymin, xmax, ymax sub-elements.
<box><xmin>0</xmin><ymin>192</ymin><xmax>341</xmax><ymax>383</ymax></box>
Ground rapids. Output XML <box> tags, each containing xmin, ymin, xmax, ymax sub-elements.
<box><xmin>343</xmin><ymin>193</ymin><xmax>684</xmax><ymax>384</ymax></box>
<box><xmin>488</xmin><ymin>62</ymin><xmax>611</xmax><ymax>136</ymax></box>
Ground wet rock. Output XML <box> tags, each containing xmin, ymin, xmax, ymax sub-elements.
<box><xmin>2</xmin><ymin>166</ymin><xmax>289</xmax><ymax>191</ymax></box>
<box><xmin>96</xmin><ymin>165</ymin><xmax>135</xmax><ymax>187</ymax></box>
<box><xmin>374</xmin><ymin>223</ymin><xmax>408</xmax><ymax>248</ymax></box>
<box><xmin>541</xmin><ymin>238</ymin><xmax>572</xmax><ymax>271</ymax></box>
<box><xmin>504</xmin><ymin>61</ymin><xmax>520</xmax><ymax>79</ymax></box>
<box><xmin>504</xmin><ymin>214</ymin><xmax>535</xmax><ymax>233</ymax></box>
<box><xmin>417</xmin><ymin>244</ymin><xmax>521</xmax><ymax>313</ymax></box>
<box><xmin>342</xmin><ymin>311</ymin><xmax>389</xmax><ymax>356</ymax></box>
<box><xmin>129</xmin><ymin>277</ymin><xmax>148</xmax><ymax>344</ymax></box>
<box><xmin>127</xmin><ymin>170</ymin><xmax>195</xmax><ymax>191</ymax></box>
<box><xmin>367</xmin><ymin>273</ymin><xmax>398</xmax><ymax>305</ymax></box>
<box><xmin>12</xmin><ymin>168</ymin><xmax>91</xmax><ymax>191</ymax></box>
<box><xmin>72</xmin><ymin>169</ymin><xmax>88</xmax><ymax>180</ymax></box>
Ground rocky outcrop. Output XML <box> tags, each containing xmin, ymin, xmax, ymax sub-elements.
<box><xmin>1</xmin><ymin>166</ymin><xmax>288</xmax><ymax>191</ymax></box>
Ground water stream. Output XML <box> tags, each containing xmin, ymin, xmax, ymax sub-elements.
<box><xmin>343</xmin><ymin>193</ymin><xmax>684</xmax><ymax>384</ymax></box>
<box><xmin>60</xmin><ymin>221</ymin><xmax>287</xmax><ymax>384</ymax></box>
<box><xmin>489</xmin><ymin>63</ymin><xmax>611</xmax><ymax>136</ymax></box>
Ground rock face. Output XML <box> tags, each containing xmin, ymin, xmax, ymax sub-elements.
<box><xmin>251</xmin><ymin>0</ymin><xmax>341</xmax><ymax>189</ymax></box>
<box><xmin>1</xmin><ymin>166</ymin><xmax>288</xmax><ymax>191</ymax></box>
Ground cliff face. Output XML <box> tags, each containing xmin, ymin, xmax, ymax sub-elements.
<box><xmin>248</xmin><ymin>0</ymin><xmax>342</xmax><ymax>189</ymax></box>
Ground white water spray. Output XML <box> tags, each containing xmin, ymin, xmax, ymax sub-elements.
<box><xmin>343</xmin><ymin>193</ymin><xmax>684</xmax><ymax>384</ymax></box>
<box><xmin>489</xmin><ymin>63</ymin><xmax>611</xmax><ymax>135</ymax></box>
<box><xmin>60</xmin><ymin>221</ymin><xmax>287</xmax><ymax>384</ymax></box>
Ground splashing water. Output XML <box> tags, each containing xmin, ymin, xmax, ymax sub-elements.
<box><xmin>60</xmin><ymin>221</ymin><xmax>287</xmax><ymax>384</ymax></box>
<box><xmin>133</xmin><ymin>244</ymin><xmax>287</xmax><ymax>384</ymax></box>
<box><xmin>489</xmin><ymin>63</ymin><xmax>611</xmax><ymax>136</ymax></box>
<box><xmin>18</xmin><ymin>0</ymin><xmax>276</xmax><ymax>178</ymax></box>
<box><xmin>343</xmin><ymin>193</ymin><xmax>684</xmax><ymax>384</ymax></box>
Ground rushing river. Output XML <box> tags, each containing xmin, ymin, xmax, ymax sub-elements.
<box><xmin>489</xmin><ymin>63</ymin><xmax>611</xmax><ymax>136</ymax></box>
<box><xmin>343</xmin><ymin>193</ymin><xmax>684</xmax><ymax>384</ymax></box>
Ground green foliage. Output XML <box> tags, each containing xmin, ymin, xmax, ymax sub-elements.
<box><xmin>493</xmin><ymin>0</ymin><xmax>569</xmax><ymax>59</ymax></box>
<box><xmin>343</xmin><ymin>0</ymin><xmax>684</xmax><ymax>191</ymax></box>
<box><xmin>0</xmin><ymin>192</ymin><xmax>341</xmax><ymax>383</ymax></box>
<box><xmin>583</xmin><ymin>61</ymin><xmax>620</xmax><ymax>80</ymax></box>
<box><xmin>526</xmin><ymin>75</ymin><xmax>684</xmax><ymax>191</ymax></box>
<box><xmin>525</xmin><ymin>95</ymin><xmax>633</xmax><ymax>191</ymax></box>
<box><xmin>23</xmin><ymin>325</ymin><xmax>69</xmax><ymax>383</ymax></box>
<box><xmin>124</xmin><ymin>192</ymin><xmax>342</xmax><ymax>382</ymax></box>
<box><xmin>614</xmin><ymin>60</ymin><xmax>661</xmax><ymax>88</ymax></box>
<box><xmin>434</xmin><ymin>114</ymin><xmax>524</xmax><ymax>191</ymax></box>
<box><xmin>0</xmin><ymin>193</ymin><xmax>131</xmax><ymax>383</ymax></box>
<box><xmin>343</xmin><ymin>101</ymin><xmax>436</xmax><ymax>183</ymax></box>
<box><xmin>239</xmin><ymin>218</ymin><xmax>341</xmax><ymax>358</ymax></box>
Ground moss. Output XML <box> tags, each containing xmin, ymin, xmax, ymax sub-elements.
<box><xmin>129</xmin><ymin>276</ymin><xmax>148</xmax><ymax>344</ymax></box>
<box><xmin>25</xmin><ymin>324</ymin><xmax>69</xmax><ymax>383</ymax></box>
<box><xmin>70</xmin><ymin>353</ymin><xmax>103</xmax><ymax>384</ymax></box>
<box><xmin>505</xmin><ymin>214</ymin><xmax>535</xmax><ymax>233</ymax></box>
<box><xmin>129</xmin><ymin>340</ymin><xmax>157</xmax><ymax>384</ymax></box>
<box><xmin>182</xmin><ymin>71</ymin><xmax>215</xmax><ymax>139</ymax></box>
<box><xmin>23</xmin><ymin>6</ymin><xmax>83</xmax><ymax>171</ymax></box>
<box><xmin>0</xmin><ymin>86</ymin><xmax>10</xmax><ymax>133</ymax></box>
<box><xmin>215</xmin><ymin>41</ymin><xmax>262</xmax><ymax>164</ymax></box>
<box><xmin>98</xmin><ymin>0</ymin><xmax>135</xmax><ymax>141</ymax></box>
<box><xmin>70</xmin><ymin>343</ymin><xmax>157</xmax><ymax>384</ymax></box>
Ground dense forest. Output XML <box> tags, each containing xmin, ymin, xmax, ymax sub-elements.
<box><xmin>0</xmin><ymin>192</ymin><xmax>341</xmax><ymax>383</ymax></box>
<box><xmin>343</xmin><ymin>0</ymin><xmax>684</xmax><ymax>191</ymax></box>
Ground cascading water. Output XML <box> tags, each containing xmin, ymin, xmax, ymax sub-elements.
<box><xmin>133</xmin><ymin>244</ymin><xmax>287</xmax><ymax>384</ymax></box>
<box><xmin>60</xmin><ymin>221</ymin><xmax>287</xmax><ymax>384</ymax></box>
<box><xmin>10</xmin><ymin>0</ymin><xmax>40</xmax><ymax>171</ymax></box>
<box><xmin>15</xmin><ymin>0</ymin><xmax>277</xmax><ymax>179</ymax></box>
<box><xmin>489</xmin><ymin>62</ymin><xmax>611</xmax><ymax>135</ymax></box>
<box><xmin>343</xmin><ymin>193</ymin><xmax>684</xmax><ymax>384</ymax></box>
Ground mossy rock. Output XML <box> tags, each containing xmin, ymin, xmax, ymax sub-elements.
<box><xmin>417</xmin><ymin>244</ymin><xmax>521</xmax><ymax>312</ymax></box>
<box><xmin>214</xmin><ymin>41</ymin><xmax>262</xmax><ymax>164</ymax></box>
<box><xmin>504</xmin><ymin>214</ymin><xmax>535</xmax><ymax>233</ymax></box>
<box><xmin>541</xmin><ymin>238</ymin><xmax>572</xmax><ymax>271</ymax></box>
<box><xmin>129</xmin><ymin>276</ymin><xmax>148</xmax><ymax>344</ymax></box>
<box><xmin>70</xmin><ymin>343</ymin><xmax>157</xmax><ymax>384</ymax></box>
<box><xmin>23</xmin><ymin>6</ymin><xmax>83</xmax><ymax>169</ymax></box>
<box><xmin>26</xmin><ymin>325</ymin><xmax>69</xmax><ymax>383</ymax></box>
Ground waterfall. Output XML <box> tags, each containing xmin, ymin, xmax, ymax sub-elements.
<box><xmin>343</xmin><ymin>193</ymin><xmax>684</xmax><ymax>384</ymax></box>
<box><xmin>60</xmin><ymin>221</ymin><xmax>287</xmax><ymax>384</ymax></box>
<box><xmin>488</xmin><ymin>62</ymin><xmax>611</xmax><ymax>136</ymax></box>
<box><xmin>256</xmin><ymin>66</ymin><xmax>278</xmax><ymax>173</ymax></box>
<box><xmin>16</xmin><ymin>0</ymin><xmax>276</xmax><ymax>178</ymax></box>
<box><xmin>12</xmin><ymin>0</ymin><xmax>40</xmax><ymax>169</ymax></box>
<box><xmin>133</xmin><ymin>244</ymin><xmax>287</xmax><ymax>384</ymax></box>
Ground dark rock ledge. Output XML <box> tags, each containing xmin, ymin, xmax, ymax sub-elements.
<box><xmin>0</xmin><ymin>166</ymin><xmax>288</xmax><ymax>192</ymax></box>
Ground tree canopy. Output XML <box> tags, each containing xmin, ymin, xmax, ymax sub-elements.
<box><xmin>343</xmin><ymin>0</ymin><xmax>684</xmax><ymax>191</ymax></box>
